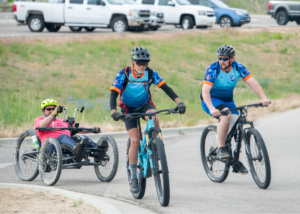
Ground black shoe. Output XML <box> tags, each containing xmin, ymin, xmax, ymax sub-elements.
<box><xmin>130</xmin><ymin>178</ymin><xmax>139</xmax><ymax>193</ymax></box>
<box><xmin>234</xmin><ymin>161</ymin><xmax>248</xmax><ymax>175</ymax></box>
<box><xmin>217</xmin><ymin>147</ymin><xmax>230</xmax><ymax>159</ymax></box>
<box><xmin>73</xmin><ymin>138</ymin><xmax>88</xmax><ymax>160</ymax></box>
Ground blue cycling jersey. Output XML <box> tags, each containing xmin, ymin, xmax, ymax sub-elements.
<box><xmin>202</xmin><ymin>61</ymin><xmax>252</xmax><ymax>102</ymax></box>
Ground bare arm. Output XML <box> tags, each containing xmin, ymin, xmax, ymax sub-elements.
<box><xmin>245</xmin><ymin>77</ymin><xmax>270</xmax><ymax>106</ymax></box>
<box><xmin>202</xmin><ymin>84</ymin><xmax>220</xmax><ymax>117</ymax></box>
<box><xmin>38</xmin><ymin>114</ymin><xmax>55</xmax><ymax>127</ymax></box>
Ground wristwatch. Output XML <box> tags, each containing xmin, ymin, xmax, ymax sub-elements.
<box><xmin>209</xmin><ymin>107</ymin><xmax>215</xmax><ymax>110</ymax></box>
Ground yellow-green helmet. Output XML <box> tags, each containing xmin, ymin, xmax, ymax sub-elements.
<box><xmin>41</xmin><ymin>98</ymin><xmax>58</xmax><ymax>109</ymax></box>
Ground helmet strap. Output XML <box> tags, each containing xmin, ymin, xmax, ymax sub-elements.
<box><xmin>223</xmin><ymin>57</ymin><xmax>232</xmax><ymax>72</ymax></box>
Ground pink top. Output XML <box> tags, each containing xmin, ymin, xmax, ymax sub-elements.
<box><xmin>34</xmin><ymin>117</ymin><xmax>71</xmax><ymax>144</ymax></box>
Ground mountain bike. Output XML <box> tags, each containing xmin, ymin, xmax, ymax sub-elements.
<box><xmin>121</xmin><ymin>107</ymin><xmax>178</xmax><ymax>206</ymax></box>
<box><xmin>200</xmin><ymin>103</ymin><xmax>271</xmax><ymax>189</ymax></box>
<box><xmin>14</xmin><ymin>106</ymin><xmax>119</xmax><ymax>186</ymax></box>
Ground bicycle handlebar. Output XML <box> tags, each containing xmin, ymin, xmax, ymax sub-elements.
<box><xmin>120</xmin><ymin>107</ymin><xmax>179</xmax><ymax>121</ymax></box>
<box><xmin>220</xmin><ymin>102</ymin><xmax>271</xmax><ymax>116</ymax></box>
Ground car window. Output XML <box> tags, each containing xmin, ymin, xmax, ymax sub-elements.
<box><xmin>199</xmin><ymin>0</ymin><xmax>214</xmax><ymax>7</ymax></box>
<box><xmin>142</xmin><ymin>0</ymin><xmax>155</xmax><ymax>4</ymax></box>
<box><xmin>158</xmin><ymin>0</ymin><xmax>170</xmax><ymax>5</ymax></box>
<box><xmin>210</xmin><ymin>0</ymin><xmax>229</xmax><ymax>8</ymax></box>
<box><xmin>70</xmin><ymin>0</ymin><xmax>84</xmax><ymax>4</ymax></box>
<box><xmin>107</xmin><ymin>0</ymin><xmax>123</xmax><ymax>4</ymax></box>
<box><xmin>88</xmin><ymin>0</ymin><xmax>100</xmax><ymax>4</ymax></box>
<box><xmin>175</xmin><ymin>0</ymin><xmax>190</xmax><ymax>5</ymax></box>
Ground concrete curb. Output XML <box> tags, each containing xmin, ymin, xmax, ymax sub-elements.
<box><xmin>0</xmin><ymin>183</ymin><xmax>155</xmax><ymax>214</ymax></box>
<box><xmin>0</xmin><ymin>125</ymin><xmax>206</xmax><ymax>147</ymax></box>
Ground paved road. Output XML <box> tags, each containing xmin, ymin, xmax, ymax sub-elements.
<box><xmin>0</xmin><ymin>13</ymin><xmax>298</xmax><ymax>38</ymax></box>
<box><xmin>1</xmin><ymin>108</ymin><xmax>300</xmax><ymax>213</ymax></box>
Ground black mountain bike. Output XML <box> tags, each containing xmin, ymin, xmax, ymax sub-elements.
<box><xmin>200</xmin><ymin>103</ymin><xmax>271</xmax><ymax>189</ymax></box>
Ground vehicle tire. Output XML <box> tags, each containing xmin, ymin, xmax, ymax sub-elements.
<box><xmin>200</xmin><ymin>125</ymin><xmax>229</xmax><ymax>183</ymax></box>
<box><xmin>219</xmin><ymin>16</ymin><xmax>232</xmax><ymax>28</ymax></box>
<box><xmin>245</xmin><ymin>128</ymin><xmax>271</xmax><ymax>189</ymax></box>
<box><xmin>126</xmin><ymin>138</ymin><xmax>146</xmax><ymax>199</ymax></box>
<box><xmin>69</xmin><ymin>26</ymin><xmax>83</xmax><ymax>32</ymax></box>
<box><xmin>111</xmin><ymin>17</ymin><xmax>128</xmax><ymax>32</ymax></box>
<box><xmin>151</xmin><ymin>27</ymin><xmax>158</xmax><ymax>31</ymax></box>
<box><xmin>276</xmin><ymin>11</ymin><xmax>289</xmax><ymax>25</ymax></box>
<box><xmin>152</xmin><ymin>137</ymin><xmax>170</xmax><ymax>206</ymax></box>
<box><xmin>84</xmin><ymin>27</ymin><xmax>96</xmax><ymax>32</ymax></box>
<box><xmin>295</xmin><ymin>19</ymin><xmax>300</xmax><ymax>25</ymax></box>
<box><xmin>45</xmin><ymin>23</ymin><xmax>61</xmax><ymax>32</ymax></box>
<box><xmin>28</xmin><ymin>15</ymin><xmax>45</xmax><ymax>32</ymax></box>
<box><xmin>94</xmin><ymin>135</ymin><xmax>119</xmax><ymax>182</ymax></box>
<box><xmin>39</xmin><ymin>137</ymin><xmax>62</xmax><ymax>186</ymax></box>
<box><xmin>181</xmin><ymin>16</ymin><xmax>194</xmax><ymax>29</ymax></box>
<box><xmin>14</xmin><ymin>129</ymin><xmax>40</xmax><ymax>181</ymax></box>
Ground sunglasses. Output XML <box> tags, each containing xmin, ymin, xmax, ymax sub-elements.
<box><xmin>218</xmin><ymin>57</ymin><xmax>229</xmax><ymax>61</ymax></box>
<box><xmin>45</xmin><ymin>108</ymin><xmax>55</xmax><ymax>111</ymax></box>
<box><xmin>135</xmin><ymin>61</ymin><xmax>148</xmax><ymax>66</ymax></box>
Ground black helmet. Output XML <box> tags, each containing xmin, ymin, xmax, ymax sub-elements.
<box><xmin>131</xmin><ymin>47</ymin><xmax>151</xmax><ymax>61</ymax></box>
<box><xmin>217</xmin><ymin>45</ymin><xmax>235</xmax><ymax>57</ymax></box>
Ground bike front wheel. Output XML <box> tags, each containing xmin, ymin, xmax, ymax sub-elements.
<box><xmin>200</xmin><ymin>125</ymin><xmax>229</xmax><ymax>183</ymax></box>
<box><xmin>151</xmin><ymin>137</ymin><xmax>170</xmax><ymax>206</ymax></box>
<box><xmin>246</xmin><ymin>128</ymin><xmax>271</xmax><ymax>189</ymax></box>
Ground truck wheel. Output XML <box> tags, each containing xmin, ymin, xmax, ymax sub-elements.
<box><xmin>112</xmin><ymin>17</ymin><xmax>128</xmax><ymax>32</ymax></box>
<box><xmin>295</xmin><ymin>19</ymin><xmax>300</xmax><ymax>25</ymax></box>
<box><xmin>69</xmin><ymin>26</ymin><xmax>83</xmax><ymax>32</ymax></box>
<box><xmin>84</xmin><ymin>27</ymin><xmax>96</xmax><ymax>32</ymax></box>
<box><xmin>45</xmin><ymin>24</ymin><xmax>61</xmax><ymax>32</ymax></box>
<box><xmin>151</xmin><ymin>27</ymin><xmax>158</xmax><ymax>31</ymax></box>
<box><xmin>28</xmin><ymin>15</ymin><xmax>45</xmax><ymax>32</ymax></box>
<box><xmin>219</xmin><ymin>16</ymin><xmax>232</xmax><ymax>27</ymax></box>
<box><xmin>276</xmin><ymin>11</ymin><xmax>288</xmax><ymax>25</ymax></box>
<box><xmin>181</xmin><ymin>16</ymin><xmax>194</xmax><ymax>29</ymax></box>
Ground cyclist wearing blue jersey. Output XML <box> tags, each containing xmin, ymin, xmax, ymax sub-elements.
<box><xmin>201</xmin><ymin>45</ymin><xmax>270</xmax><ymax>174</ymax></box>
<box><xmin>110</xmin><ymin>47</ymin><xmax>186</xmax><ymax>193</ymax></box>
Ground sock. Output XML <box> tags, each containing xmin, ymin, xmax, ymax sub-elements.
<box><xmin>130</xmin><ymin>164</ymin><xmax>137</xmax><ymax>179</ymax></box>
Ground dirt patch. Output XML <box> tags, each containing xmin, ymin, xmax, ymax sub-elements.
<box><xmin>0</xmin><ymin>188</ymin><xmax>101</xmax><ymax>214</ymax></box>
<box><xmin>0</xmin><ymin>26</ymin><xmax>299</xmax><ymax>45</ymax></box>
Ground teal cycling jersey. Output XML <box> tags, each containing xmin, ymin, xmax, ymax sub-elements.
<box><xmin>201</xmin><ymin>61</ymin><xmax>252</xmax><ymax>102</ymax></box>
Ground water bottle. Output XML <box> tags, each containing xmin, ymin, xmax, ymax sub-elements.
<box><xmin>32</xmin><ymin>135</ymin><xmax>40</xmax><ymax>150</ymax></box>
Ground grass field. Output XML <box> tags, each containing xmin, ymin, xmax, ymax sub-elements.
<box><xmin>1</xmin><ymin>29</ymin><xmax>300</xmax><ymax>137</ymax></box>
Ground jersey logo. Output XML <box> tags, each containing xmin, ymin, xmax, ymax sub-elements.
<box><xmin>113</xmin><ymin>80</ymin><xmax>118</xmax><ymax>85</ymax></box>
<box><xmin>230</xmin><ymin>75</ymin><xmax>236</xmax><ymax>82</ymax></box>
<box><xmin>206</xmin><ymin>74</ymin><xmax>211</xmax><ymax>80</ymax></box>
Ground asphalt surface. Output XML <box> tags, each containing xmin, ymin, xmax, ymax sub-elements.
<box><xmin>0</xmin><ymin>14</ymin><xmax>298</xmax><ymax>38</ymax></box>
<box><xmin>1</xmin><ymin>108</ymin><xmax>300</xmax><ymax>213</ymax></box>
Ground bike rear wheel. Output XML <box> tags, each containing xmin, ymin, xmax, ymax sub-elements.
<box><xmin>94</xmin><ymin>135</ymin><xmax>119</xmax><ymax>182</ymax></box>
<box><xmin>126</xmin><ymin>138</ymin><xmax>146</xmax><ymax>199</ymax></box>
<box><xmin>39</xmin><ymin>137</ymin><xmax>62</xmax><ymax>186</ymax></box>
<box><xmin>14</xmin><ymin>129</ymin><xmax>39</xmax><ymax>181</ymax></box>
<box><xmin>246</xmin><ymin>128</ymin><xmax>271</xmax><ymax>189</ymax></box>
<box><xmin>151</xmin><ymin>137</ymin><xmax>170</xmax><ymax>206</ymax></box>
<box><xmin>200</xmin><ymin>125</ymin><xmax>229</xmax><ymax>183</ymax></box>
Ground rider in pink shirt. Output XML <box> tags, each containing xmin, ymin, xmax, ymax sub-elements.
<box><xmin>35</xmin><ymin>98</ymin><xmax>100</xmax><ymax>160</ymax></box>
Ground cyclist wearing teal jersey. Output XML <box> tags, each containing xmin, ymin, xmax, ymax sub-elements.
<box><xmin>201</xmin><ymin>45</ymin><xmax>270</xmax><ymax>174</ymax></box>
<box><xmin>110</xmin><ymin>47</ymin><xmax>186</xmax><ymax>193</ymax></box>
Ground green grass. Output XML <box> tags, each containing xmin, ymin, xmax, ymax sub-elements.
<box><xmin>0</xmin><ymin>30</ymin><xmax>300</xmax><ymax>130</ymax></box>
<box><xmin>71</xmin><ymin>198</ymin><xmax>84</xmax><ymax>207</ymax></box>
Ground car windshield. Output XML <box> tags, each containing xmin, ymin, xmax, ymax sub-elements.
<box><xmin>107</xmin><ymin>0</ymin><xmax>124</xmax><ymax>4</ymax></box>
<box><xmin>175</xmin><ymin>0</ymin><xmax>191</xmax><ymax>5</ymax></box>
<box><xmin>122</xmin><ymin>0</ymin><xmax>137</xmax><ymax>4</ymax></box>
<box><xmin>211</xmin><ymin>0</ymin><xmax>229</xmax><ymax>8</ymax></box>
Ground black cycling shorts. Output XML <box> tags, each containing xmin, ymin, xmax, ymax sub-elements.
<box><xmin>121</xmin><ymin>103</ymin><xmax>155</xmax><ymax>131</ymax></box>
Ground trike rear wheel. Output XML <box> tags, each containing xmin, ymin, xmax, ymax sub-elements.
<box><xmin>14</xmin><ymin>129</ymin><xmax>39</xmax><ymax>181</ymax></box>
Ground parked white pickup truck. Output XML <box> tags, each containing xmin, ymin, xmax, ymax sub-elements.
<box><xmin>13</xmin><ymin>0</ymin><xmax>152</xmax><ymax>32</ymax></box>
<box><xmin>136</xmin><ymin>0</ymin><xmax>215</xmax><ymax>29</ymax></box>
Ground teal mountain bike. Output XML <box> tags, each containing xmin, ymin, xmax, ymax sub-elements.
<box><xmin>121</xmin><ymin>107</ymin><xmax>178</xmax><ymax>207</ymax></box>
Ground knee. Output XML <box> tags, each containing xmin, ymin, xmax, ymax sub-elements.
<box><xmin>221</xmin><ymin>114</ymin><xmax>231</xmax><ymax>123</ymax></box>
<box><xmin>130</xmin><ymin>137</ymin><xmax>140</xmax><ymax>146</ymax></box>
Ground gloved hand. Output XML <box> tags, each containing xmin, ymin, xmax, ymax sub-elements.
<box><xmin>92</xmin><ymin>127</ymin><xmax>101</xmax><ymax>134</ymax></box>
<box><xmin>177</xmin><ymin>102</ymin><xmax>186</xmax><ymax>114</ymax></box>
<box><xmin>52</xmin><ymin>105</ymin><xmax>63</xmax><ymax>117</ymax></box>
<box><xmin>111</xmin><ymin>112</ymin><xmax>121</xmax><ymax>121</ymax></box>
